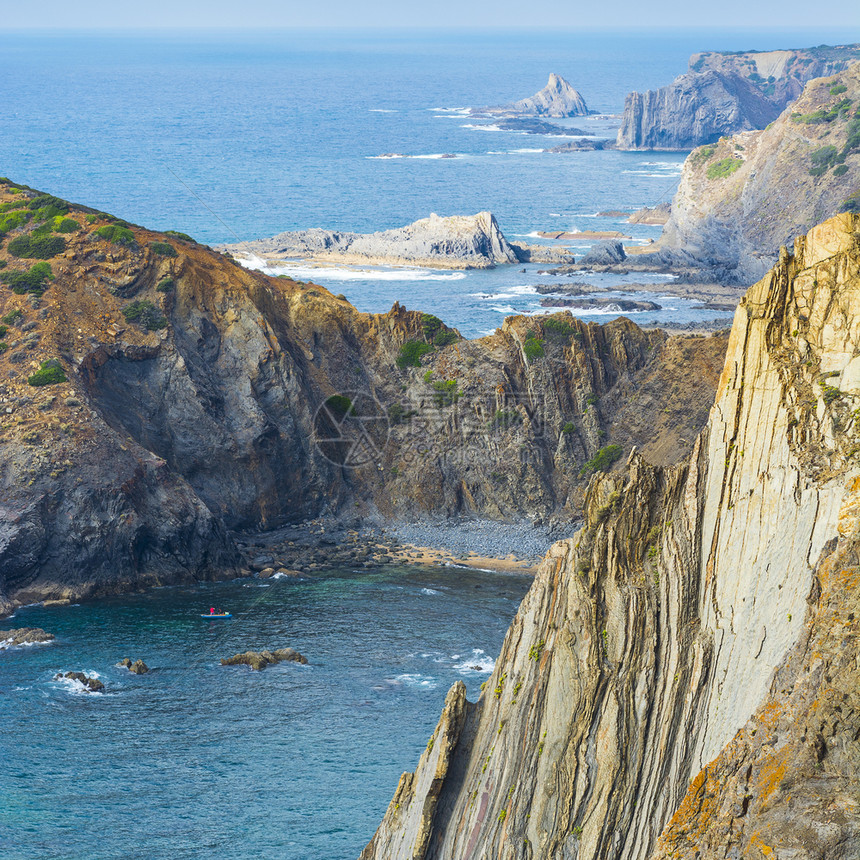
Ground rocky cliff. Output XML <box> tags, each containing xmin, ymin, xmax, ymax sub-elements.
<box><xmin>223</xmin><ymin>212</ymin><xmax>525</xmax><ymax>270</ymax></box>
<box><xmin>658</xmin><ymin>64</ymin><xmax>860</xmax><ymax>284</ymax></box>
<box><xmin>360</xmin><ymin>213</ymin><xmax>860</xmax><ymax>859</ymax></box>
<box><xmin>482</xmin><ymin>73</ymin><xmax>592</xmax><ymax>118</ymax></box>
<box><xmin>617</xmin><ymin>44</ymin><xmax>860</xmax><ymax>150</ymax></box>
<box><xmin>0</xmin><ymin>179</ymin><xmax>726</xmax><ymax>615</ymax></box>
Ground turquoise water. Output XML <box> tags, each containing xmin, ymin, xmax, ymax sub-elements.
<box><xmin>0</xmin><ymin>566</ymin><xmax>530</xmax><ymax>859</ymax></box>
<box><xmin>2</xmin><ymin>29</ymin><xmax>854</xmax><ymax>334</ymax></box>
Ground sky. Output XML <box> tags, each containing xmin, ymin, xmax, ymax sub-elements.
<box><xmin>3</xmin><ymin>0</ymin><xmax>859</xmax><ymax>30</ymax></box>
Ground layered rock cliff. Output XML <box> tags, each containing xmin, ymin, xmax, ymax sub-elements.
<box><xmin>481</xmin><ymin>73</ymin><xmax>592</xmax><ymax>118</ymax></box>
<box><xmin>360</xmin><ymin>213</ymin><xmax>860</xmax><ymax>859</ymax></box>
<box><xmin>0</xmin><ymin>179</ymin><xmax>726</xmax><ymax>614</ymax></box>
<box><xmin>658</xmin><ymin>64</ymin><xmax>860</xmax><ymax>284</ymax></box>
<box><xmin>617</xmin><ymin>44</ymin><xmax>860</xmax><ymax>150</ymax></box>
<box><xmin>223</xmin><ymin>212</ymin><xmax>524</xmax><ymax>270</ymax></box>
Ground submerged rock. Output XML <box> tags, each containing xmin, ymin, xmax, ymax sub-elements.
<box><xmin>0</xmin><ymin>627</ymin><xmax>54</xmax><ymax>649</ymax></box>
<box><xmin>55</xmin><ymin>671</ymin><xmax>104</xmax><ymax>693</ymax></box>
<box><xmin>220</xmin><ymin>648</ymin><xmax>308</xmax><ymax>671</ymax></box>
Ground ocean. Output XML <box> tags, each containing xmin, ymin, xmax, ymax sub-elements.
<box><xmin>1</xmin><ymin>28</ymin><xmax>856</xmax><ymax>859</ymax></box>
<box><xmin>1</xmin><ymin>28</ymin><xmax>852</xmax><ymax>336</ymax></box>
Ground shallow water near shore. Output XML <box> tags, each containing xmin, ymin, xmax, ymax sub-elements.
<box><xmin>0</xmin><ymin>565</ymin><xmax>530</xmax><ymax>860</ymax></box>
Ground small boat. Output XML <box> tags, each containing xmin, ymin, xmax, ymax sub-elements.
<box><xmin>201</xmin><ymin>612</ymin><xmax>232</xmax><ymax>619</ymax></box>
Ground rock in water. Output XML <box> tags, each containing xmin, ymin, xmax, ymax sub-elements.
<box><xmin>482</xmin><ymin>73</ymin><xmax>592</xmax><ymax>118</ymax></box>
<box><xmin>220</xmin><ymin>648</ymin><xmax>308</xmax><ymax>671</ymax></box>
<box><xmin>0</xmin><ymin>627</ymin><xmax>54</xmax><ymax>649</ymax></box>
<box><xmin>224</xmin><ymin>212</ymin><xmax>522</xmax><ymax>270</ymax></box>
<box><xmin>579</xmin><ymin>240</ymin><xmax>627</xmax><ymax>266</ymax></box>
<box><xmin>55</xmin><ymin>671</ymin><xmax>104</xmax><ymax>693</ymax></box>
<box><xmin>118</xmin><ymin>657</ymin><xmax>149</xmax><ymax>674</ymax></box>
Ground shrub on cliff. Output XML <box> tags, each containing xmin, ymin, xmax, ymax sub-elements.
<box><xmin>156</xmin><ymin>277</ymin><xmax>175</xmax><ymax>292</ymax></box>
<box><xmin>434</xmin><ymin>329</ymin><xmax>459</xmax><ymax>347</ymax></box>
<box><xmin>1</xmin><ymin>262</ymin><xmax>54</xmax><ymax>295</ymax></box>
<box><xmin>52</xmin><ymin>216</ymin><xmax>80</xmax><ymax>233</ymax></box>
<box><xmin>706</xmin><ymin>157</ymin><xmax>742</xmax><ymax>180</ymax></box>
<box><xmin>523</xmin><ymin>336</ymin><xmax>545</xmax><ymax>362</ymax></box>
<box><xmin>396</xmin><ymin>340</ymin><xmax>433</xmax><ymax>368</ymax></box>
<box><xmin>149</xmin><ymin>241</ymin><xmax>177</xmax><ymax>257</ymax></box>
<box><xmin>96</xmin><ymin>224</ymin><xmax>136</xmax><ymax>247</ymax></box>
<box><xmin>0</xmin><ymin>209</ymin><xmax>31</xmax><ymax>235</ymax></box>
<box><xmin>542</xmin><ymin>316</ymin><xmax>579</xmax><ymax>343</ymax></box>
<box><xmin>841</xmin><ymin>191</ymin><xmax>860</xmax><ymax>214</ymax></box>
<box><xmin>1</xmin><ymin>308</ymin><xmax>23</xmax><ymax>325</ymax></box>
<box><xmin>27</xmin><ymin>359</ymin><xmax>67</xmax><ymax>387</ymax></box>
<box><xmin>164</xmin><ymin>230</ymin><xmax>195</xmax><ymax>243</ymax></box>
<box><xmin>432</xmin><ymin>379</ymin><xmax>459</xmax><ymax>407</ymax></box>
<box><xmin>7</xmin><ymin>234</ymin><xmax>66</xmax><ymax>259</ymax></box>
<box><xmin>579</xmin><ymin>444</ymin><xmax>623</xmax><ymax>477</ymax></box>
<box><xmin>122</xmin><ymin>299</ymin><xmax>167</xmax><ymax>331</ymax></box>
<box><xmin>421</xmin><ymin>313</ymin><xmax>443</xmax><ymax>341</ymax></box>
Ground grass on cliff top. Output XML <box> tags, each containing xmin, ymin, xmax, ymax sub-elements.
<box><xmin>0</xmin><ymin>262</ymin><xmax>54</xmax><ymax>296</ymax></box>
<box><xmin>706</xmin><ymin>157</ymin><xmax>743</xmax><ymax>180</ymax></box>
<box><xmin>792</xmin><ymin>97</ymin><xmax>854</xmax><ymax>125</ymax></box>
<box><xmin>27</xmin><ymin>359</ymin><xmax>67</xmax><ymax>387</ymax></box>
<box><xmin>149</xmin><ymin>241</ymin><xmax>177</xmax><ymax>257</ymax></box>
<box><xmin>96</xmin><ymin>223</ymin><xmax>137</xmax><ymax>248</ymax></box>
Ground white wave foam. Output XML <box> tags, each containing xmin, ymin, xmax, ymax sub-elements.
<box><xmin>429</xmin><ymin>106</ymin><xmax>470</xmax><ymax>114</ymax></box>
<box><xmin>368</xmin><ymin>152</ymin><xmax>463</xmax><ymax>160</ymax></box>
<box><xmin>240</xmin><ymin>259</ymin><xmax>467</xmax><ymax>283</ymax></box>
<box><xmin>0</xmin><ymin>636</ymin><xmax>53</xmax><ymax>651</ymax></box>
<box><xmin>421</xmin><ymin>587</ymin><xmax>440</xmax><ymax>595</ymax></box>
<box><xmin>491</xmin><ymin>305</ymin><xmax>517</xmax><ymax>313</ymax></box>
<box><xmin>454</xmin><ymin>649</ymin><xmax>496</xmax><ymax>674</ymax></box>
<box><xmin>549</xmin><ymin>212</ymin><xmax>562</xmax><ymax>217</ymax></box>
<box><xmin>53</xmin><ymin>670</ymin><xmax>104</xmax><ymax>696</ymax></box>
<box><xmin>509</xmin><ymin>148</ymin><xmax>545</xmax><ymax>154</ymax></box>
<box><xmin>369</xmin><ymin>108</ymin><xmax>397</xmax><ymax>113</ymax></box>
<box><xmin>622</xmin><ymin>171</ymin><xmax>683</xmax><ymax>178</ymax></box>
<box><xmin>367</xmin><ymin>153</ymin><xmax>407</xmax><ymax>159</ymax></box>
<box><xmin>390</xmin><ymin>673</ymin><xmax>438</xmax><ymax>689</ymax></box>
<box><xmin>461</xmin><ymin>123</ymin><xmax>504</xmax><ymax>132</ymax></box>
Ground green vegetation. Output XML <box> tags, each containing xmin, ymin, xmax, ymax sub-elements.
<box><xmin>706</xmin><ymin>157</ymin><xmax>743</xmax><ymax>180</ymax></box>
<box><xmin>7</xmin><ymin>233</ymin><xmax>66</xmax><ymax>259</ymax></box>
<box><xmin>164</xmin><ymin>230</ymin><xmax>195</xmax><ymax>242</ymax></box>
<box><xmin>809</xmin><ymin>144</ymin><xmax>845</xmax><ymax>177</ymax></box>
<box><xmin>561</xmin><ymin>421</ymin><xmax>575</xmax><ymax>434</ymax></box>
<box><xmin>387</xmin><ymin>402</ymin><xmax>415</xmax><ymax>424</ymax></box>
<box><xmin>528</xmin><ymin>641</ymin><xmax>545</xmax><ymax>661</ymax></box>
<box><xmin>325</xmin><ymin>394</ymin><xmax>354</xmax><ymax>417</ymax></box>
<box><xmin>96</xmin><ymin>223</ymin><xmax>136</xmax><ymax>247</ymax></box>
<box><xmin>122</xmin><ymin>299</ymin><xmax>167</xmax><ymax>330</ymax></box>
<box><xmin>156</xmin><ymin>277</ymin><xmax>175</xmax><ymax>292</ymax></box>
<box><xmin>792</xmin><ymin>97</ymin><xmax>853</xmax><ymax>124</ymax></box>
<box><xmin>420</xmin><ymin>313</ymin><xmax>443</xmax><ymax>341</ymax></box>
<box><xmin>841</xmin><ymin>191</ymin><xmax>860</xmax><ymax>214</ymax></box>
<box><xmin>1</xmin><ymin>308</ymin><xmax>23</xmax><ymax>325</ymax></box>
<box><xmin>830</xmin><ymin>83</ymin><xmax>848</xmax><ymax>96</ymax></box>
<box><xmin>0</xmin><ymin>341</ymin><xmax>7</xmax><ymax>353</ymax></box>
<box><xmin>433</xmin><ymin>329</ymin><xmax>458</xmax><ymax>347</ymax></box>
<box><xmin>27</xmin><ymin>359</ymin><xmax>67</xmax><ymax>387</ymax></box>
<box><xmin>396</xmin><ymin>340</ymin><xmax>433</xmax><ymax>368</ymax></box>
<box><xmin>823</xmin><ymin>385</ymin><xmax>842</xmax><ymax>405</ymax></box>
<box><xmin>1</xmin><ymin>262</ymin><xmax>54</xmax><ymax>295</ymax></box>
<box><xmin>52</xmin><ymin>216</ymin><xmax>80</xmax><ymax>233</ymax></box>
<box><xmin>149</xmin><ymin>241</ymin><xmax>177</xmax><ymax>257</ymax></box>
<box><xmin>542</xmin><ymin>316</ymin><xmax>579</xmax><ymax>343</ymax></box>
<box><xmin>833</xmin><ymin>164</ymin><xmax>849</xmax><ymax>177</ymax></box>
<box><xmin>498</xmin><ymin>810</ymin><xmax>507</xmax><ymax>823</ymax></box>
<box><xmin>0</xmin><ymin>325</ymin><xmax>6</xmax><ymax>338</ymax></box>
<box><xmin>432</xmin><ymin>379</ymin><xmax>459</xmax><ymax>407</ymax></box>
<box><xmin>690</xmin><ymin>143</ymin><xmax>717</xmax><ymax>167</ymax></box>
<box><xmin>523</xmin><ymin>336</ymin><xmax>545</xmax><ymax>362</ymax></box>
<box><xmin>579</xmin><ymin>444</ymin><xmax>623</xmax><ymax>477</ymax></box>
<box><xmin>0</xmin><ymin>209</ymin><xmax>31</xmax><ymax>234</ymax></box>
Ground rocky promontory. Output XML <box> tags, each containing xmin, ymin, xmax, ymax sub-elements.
<box><xmin>361</xmin><ymin>211</ymin><xmax>860</xmax><ymax>860</ymax></box>
<box><xmin>0</xmin><ymin>627</ymin><xmax>54</xmax><ymax>648</ymax></box>
<box><xmin>617</xmin><ymin>44</ymin><xmax>860</xmax><ymax>150</ymax></box>
<box><xmin>656</xmin><ymin>64</ymin><xmax>860</xmax><ymax>283</ymax></box>
<box><xmin>478</xmin><ymin>73</ymin><xmax>592</xmax><ymax>118</ymax></box>
<box><xmin>222</xmin><ymin>212</ymin><xmax>522</xmax><ymax>270</ymax></box>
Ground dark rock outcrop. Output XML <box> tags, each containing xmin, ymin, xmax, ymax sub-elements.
<box><xmin>55</xmin><ymin>671</ymin><xmax>104</xmax><ymax>693</ymax></box>
<box><xmin>540</xmin><ymin>297</ymin><xmax>661</xmax><ymax>312</ymax></box>
<box><xmin>220</xmin><ymin>648</ymin><xmax>308</xmax><ymax>670</ymax></box>
<box><xmin>618</xmin><ymin>44</ymin><xmax>860</xmax><ymax>150</ymax></box>
<box><xmin>118</xmin><ymin>657</ymin><xmax>149</xmax><ymax>674</ymax></box>
<box><xmin>0</xmin><ymin>627</ymin><xmax>54</xmax><ymax>648</ymax></box>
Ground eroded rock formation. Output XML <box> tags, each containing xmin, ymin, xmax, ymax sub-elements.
<box><xmin>0</xmin><ymin>180</ymin><xmax>726</xmax><ymax>614</ymax></box>
<box><xmin>360</xmin><ymin>213</ymin><xmax>860</xmax><ymax>859</ymax></box>
<box><xmin>617</xmin><ymin>44</ymin><xmax>860</xmax><ymax>150</ymax></box>
<box><xmin>481</xmin><ymin>73</ymin><xmax>592</xmax><ymax>118</ymax></box>
<box><xmin>657</xmin><ymin>65</ymin><xmax>860</xmax><ymax>284</ymax></box>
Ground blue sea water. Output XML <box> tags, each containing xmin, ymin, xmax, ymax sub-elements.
<box><xmin>2</xmin><ymin>29</ymin><xmax>859</xmax><ymax>859</ymax></box>
<box><xmin>1</xmin><ymin>28</ymin><xmax>854</xmax><ymax>335</ymax></box>
<box><xmin>0</xmin><ymin>566</ymin><xmax>530</xmax><ymax>860</ymax></box>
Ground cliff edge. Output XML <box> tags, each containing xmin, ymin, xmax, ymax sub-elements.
<box><xmin>360</xmin><ymin>213</ymin><xmax>860</xmax><ymax>859</ymax></box>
